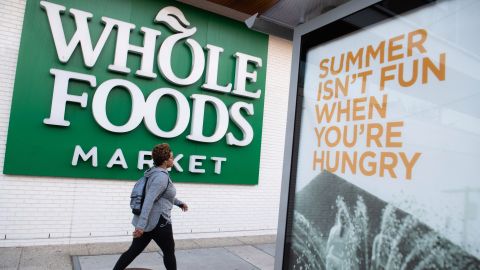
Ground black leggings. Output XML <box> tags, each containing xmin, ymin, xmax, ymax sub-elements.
<box><xmin>113</xmin><ymin>217</ymin><xmax>176</xmax><ymax>270</ymax></box>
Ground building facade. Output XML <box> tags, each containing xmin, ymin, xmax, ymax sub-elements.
<box><xmin>0</xmin><ymin>0</ymin><xmax>292</xmax><ymax>246</ymax></box>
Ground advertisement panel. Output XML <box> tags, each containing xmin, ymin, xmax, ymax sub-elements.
<box><xmin>4</xmin><ymin>0</ymin><xmax>268</xmax><ymax>184</ymax></box>
<box><xmin>285</xmin><ymin>0</ymin><xmax>480</xmax><ymax>268</ymax></box>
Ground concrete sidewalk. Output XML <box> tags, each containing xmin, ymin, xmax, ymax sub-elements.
<box><xmin>0</xmin><ymin>235</ymin><xmax>276</xmax><ymax>270</ymax></box>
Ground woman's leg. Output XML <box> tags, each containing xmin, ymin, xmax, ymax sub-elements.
<box><xmin>152</xmin><ymin>223</ymin><xmax>176</xmax><ymax>270</ymax></box>
<box><xmin>113</xmin><ymin>234</ymin><xmax>152</xmax><ymax>270</ymax></box>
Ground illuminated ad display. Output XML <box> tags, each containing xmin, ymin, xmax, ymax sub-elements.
<box><xmin>283</xmin><ymin>0</ymin><xmax>480</xmax><ymax>268</ymax></box>
<box><xmin>4</xmin><ymin>0</ymin><xmax>268</xmax><ymax>184</ymax></box>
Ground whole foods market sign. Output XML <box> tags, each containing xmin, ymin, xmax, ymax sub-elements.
<box><xmin>4</xmin><ymin>0</ymin><xmax>268</xmax><ymax>184</ymax></box>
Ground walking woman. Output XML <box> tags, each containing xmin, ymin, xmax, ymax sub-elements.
<box><xmin>114</xmin><ymin>143</ymin><xmax>188</xmax><ymax>270</ymax></box>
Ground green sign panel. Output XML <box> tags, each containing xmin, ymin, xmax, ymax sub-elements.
<box><xmin>4</xmin><ymin>0</ymin><xmax>268</xmax><ymax>184</ymax></box>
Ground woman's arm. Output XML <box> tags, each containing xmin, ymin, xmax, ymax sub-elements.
<box><xmin>174</xmin><ymin>199</ymin><xmax>188</xmax><ymax>211</ymax></box>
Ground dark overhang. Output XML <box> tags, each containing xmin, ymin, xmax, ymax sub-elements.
<box><xmin>177</xmin><ymin>0</ymin><xmax>351</xmax><ymax>40</ymax></box>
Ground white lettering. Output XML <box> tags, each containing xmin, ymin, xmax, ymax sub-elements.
<box><xmin>189</xmin><ymin>155</ymin><xmax>206</xmax><ymax>173</ymax></box>
<box><xmin>40</xmin><ymin>4</ymin><xmax>263</xmax><ymax>148</ymax></box>
<box><xmin>44</xmin><ymin>69</ymin><xmax>96</xmax><ymax>126</ymax></box>
<box><xmin>211</xmin><ymin>157</ymin><xmax>226</xmax><ymax>174</ymax></box>
<box><xmin>173</xmin><ymin>154</ymin><xmax>184</xmax><ymax>172</ymax></box>
<box><xmin>107</xmin><ymin>148</ymin><xmax>128</xmax><ymax>169</ymax></box>
<box><xmin>40</xmin><ymin>1</ymin><xmax>116</xmax><ymax>67</ymax></box>
<box><xmin>144</xmin><ymin>88</ymin><xmax>190</xmax><ymax>138</ymax></box>
<box><xmin>107</xmin><ymin>17</ymin><xmax>161</xmax><ymax>78</ymax></box>
<box><xmin>187</xmin><ymin>94</ymin><xmax>229</xmax><ymax>143</ymax></box>
<box><xmin>72</xmin><ymin>146</ymin><xmax>227</xmax><ymax>174</ymax></box>
<box><xmin>72</xmin><ymin>145</ymin><xmax>98</xmax><ymax>167</ymax></box>
<box><xmin>137</xmin><ymin>151</ymin><xmax>153</xmax><ymax>169</ymax></box>
<box><xmin>92</xmin><ymin>79</ymin><xmax>145</xmax><ymax>133</ymax></box>
<box><xmin>232</xmin><ymin>52</ymin><xmax>262</xmax><ymax>99</ymax></box>
<box><xmin>202</xmin><ymin>44</ymin><xmax>232</xmax><ymax>93</ymax></box>
<box><xmin>155</xmin><ymin>7</ymin><xmax>204</xmax><ymax>85</ymax></box>
<box><xmin>227</xmin><ymin>102</ymin><xmax>254</xmax><ymax>146</ymax></box>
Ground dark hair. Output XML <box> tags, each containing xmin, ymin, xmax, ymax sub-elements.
<box><xmin>152</xmin><ymin>143</ymin><xmax>171</xmax><ymax>166</ymax></box>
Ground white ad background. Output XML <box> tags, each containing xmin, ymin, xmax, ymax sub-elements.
<box><xmin>296</xmin><ymin>0</ymin><xmax>480</xmax><ymax>257</ymax></box>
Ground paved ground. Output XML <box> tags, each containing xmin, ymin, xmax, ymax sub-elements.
<box><xmin>0</xmin><ymin>235</ymin><xmax>276</xmax><ymax>270</ymax></box>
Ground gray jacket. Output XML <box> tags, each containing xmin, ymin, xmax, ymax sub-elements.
<box><xmin>132</xmin><ymin>167</ymin><xmax>184</xmax><ymax>232</ymax></box>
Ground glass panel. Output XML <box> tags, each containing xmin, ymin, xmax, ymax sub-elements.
<box><xmin>285</xmin><ymin>0</ymin><xmax>480</xmax><ymax>268</ymax></box>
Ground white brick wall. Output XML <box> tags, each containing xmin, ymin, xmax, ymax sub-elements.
<box><xmin>0</xmin><ymin>0</ymin><xmax>292</xmax><ymax>247</ymax></box>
